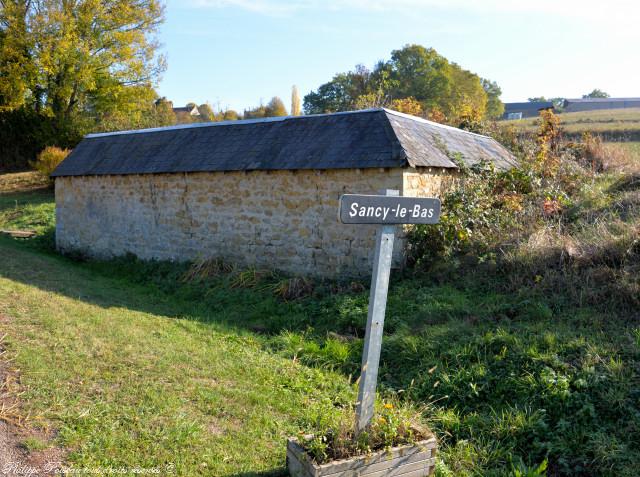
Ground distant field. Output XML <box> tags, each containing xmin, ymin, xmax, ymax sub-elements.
<box><xmin>502</xmin><ymin>107</ymin><xmax>640</xmax><ymax>138</ymax></box>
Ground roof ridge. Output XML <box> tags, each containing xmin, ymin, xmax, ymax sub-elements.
<box><xmin>378</xmin><ymin>110</ymin><xmax>409</xmax><ymax>166</ymax></box>
<box><xmin>381</xmin><ymin>108</ymin><xmax>493</xmax><ymax>140</ymax></box>
<box><xmin>84</xmin><ymin>108</ymin><xmax>386</xmax><ymax>139</ymax></box>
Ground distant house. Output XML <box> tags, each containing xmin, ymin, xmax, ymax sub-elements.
<box><xmin>172</xmin><ymin>105</ymin><xmax>200</xmax><ymax>117</ymax></box>
<box><xmin>502</xmin><ymin>101</ymin><xmax>554</xmax><ymax>120</ymax></box>
<box><xmin>563</xmin><ymin>98</ymin><xmax>640</xmax><ymax>113</ymax></box>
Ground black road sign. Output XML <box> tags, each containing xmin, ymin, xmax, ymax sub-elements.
<box><xmin>339</xmin><ymin>194</ymin><xmax>441</xmax><ymax>225</ymax></box>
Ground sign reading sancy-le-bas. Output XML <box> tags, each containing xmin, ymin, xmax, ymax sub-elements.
<box><xmin>339</xmin><ymin>194</ymin><xmax>441</xmax><ymax>225</ymax></box>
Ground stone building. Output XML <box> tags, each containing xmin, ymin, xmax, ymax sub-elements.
<box><xmin>52</xmin><ymin>109</ymin><xmax>516</xmax><ymax>278</ymax></box>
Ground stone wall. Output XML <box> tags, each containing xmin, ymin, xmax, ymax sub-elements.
<box><xmin>55</xmin><ymin>167</ymin><xmax>455</xmax><ymax>278</ymax></box>
<box><xmin>402</xmin><ymin>167</ymin><xmax>459</xmax><ymax>198</ymax></box>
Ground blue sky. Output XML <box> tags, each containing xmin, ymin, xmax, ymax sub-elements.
<box><xmin>158</xmin><ymin>0</ymin><xmax>640</xmax><ymax>113</ymax></box>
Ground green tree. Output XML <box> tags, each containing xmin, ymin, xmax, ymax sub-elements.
<box><xmin>385</xmin><ymin>45</ymin><xmax>451</xmax><ymax>112</ymax></box>
<box><xmin>0</xmin><ymin>0</ymin><xmax>165</xmax><ymax>125</ymax></box>
<box><xmin>265</xmin><ymin>96</ymin><xmax>287</xmax><ymax>117</ymax></box>
<box><xmin>303</xmin><ymin>45</ymin><xmax>492</xmax><ymax>123</ymax></box>
<box><xmin>528</xmin><ymin>97</ymin><xmax>547</xmax><ymax>102</ymax></box>
<box><xmin>153</xmin><ymin>97</ymin><xmax>176</xmax><ymax>126</ymax></box>
<box><xmin>583</xmin><ymin>89</ymin><xmax>610</xmax><ymax>99</ymax></box>
<box><xmin>303</xmin><ymin>64</ymin><xmax>376</xmax><ymax>114</ymax></box>
<box><xmin>291</xmin><ymin>85</ymin><xmax>301</xmax><ymax>116</ymax></box>
<box><xmin>481</xmin><ymin>79</ymin><xmax>504</xmax><ymax>119</ymax></box>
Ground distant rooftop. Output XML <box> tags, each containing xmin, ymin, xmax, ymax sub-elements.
<box><xmin>504</xmin><ymin>101</ymin><xmax>554</xmax><ymax>112</ymax></box>
<box><xmin>564</xmin><ymin>97</ymin><xmax>640</xmax><ymax>103</ymax></box>
<box><xmin>52</xmin><ymin>109</ymin><xmax>517</xmax><ymax>177</ymax></box>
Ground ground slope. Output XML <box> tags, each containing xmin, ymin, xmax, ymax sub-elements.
<box><xmin>0</xmin><ymin>172</ymin><xmax>639</xmax><ymax>476</ymax></box>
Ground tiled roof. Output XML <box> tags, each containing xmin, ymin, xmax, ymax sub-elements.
<box><xmin>52</xmin><ymin>109</ymin><xmax>517</xmax><ymax>177</ymax></box>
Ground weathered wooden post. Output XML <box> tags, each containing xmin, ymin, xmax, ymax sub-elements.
<box><xmin>338</xmin><ymin>190</ymin><xmax>441</xmax><ymax>434</ymax></box>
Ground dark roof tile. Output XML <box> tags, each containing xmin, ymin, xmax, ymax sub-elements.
<box><xmin>52</xmin><ymin>109</ymin><xmax>516</xmax><ymax>177</ymax></box>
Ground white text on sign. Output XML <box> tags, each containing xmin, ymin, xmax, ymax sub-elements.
<box><xmin>339</xmin><ymin>194</ymin><xmax>441</xmax><ymax>225</ymax></box>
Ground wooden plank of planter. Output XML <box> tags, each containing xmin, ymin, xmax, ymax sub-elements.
<box><xmin>364</xmin><ymin>458</ymin><xmax>436</xmax><ymax>477</ymax></box>
<box><xmin>287</xmin><ymin>447</ymin><xmax>314</xmax><ymax>477</ymax></box>
<box><xmin>287</xmin><ymin>440</ymin><xmax>320</xmax><ymax>477</ymax></box>
<box><xmin>323</xmin><ymin>457</ymin><xmax>436</xmax><ymax>477</ymax></box>
<box><xmin>0</xmin><ymin>229</ymin><xmax>37</xmax><ymax>239</ymax></box>
<box><xmin>287</xmin><ymin>437</ymin><xmax>437</xmax><ymax>477</ymax></box>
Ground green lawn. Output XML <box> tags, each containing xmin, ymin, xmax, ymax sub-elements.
<box><xmin>0</xmin><ymin>236</ymin><xmax>357</xmax><ymax>476</ymax></box>
<box><xmin>0</xmin><ymin>173</ymin><xmax>639</xmax><ymax>476</ymax></box>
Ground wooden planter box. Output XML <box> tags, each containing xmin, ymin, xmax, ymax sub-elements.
<box><xmin>287</xmin><ymin>436</ymin><xmax>437</xmax><ymax>477</ymax></box>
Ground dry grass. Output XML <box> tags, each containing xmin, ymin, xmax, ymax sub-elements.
<box><xmin>502</xmin><ymin>108</ymin><xmax>640</xmax><ymax>136</ymax></box>
<box><xmin>180</xmin><ymin>258</ymin><xmax>234</xmax><ymax>282</ymax></box>
<box><xmin>268</xmin><ymin>277</ymin><xmax>315</xmax><ymax>301</ymax></box>
<box><xmin>0</xmin><ymin>172</ymin><xmax>49</xmax><ymax>194</ymax></box>
<box><xmin>600</xmin><ymin>141</ymin><xmax>640</xmax><ymax>173</ymax></box>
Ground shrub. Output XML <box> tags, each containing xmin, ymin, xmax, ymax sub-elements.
<box><xmin>31</xmin><ymin>146</ymin><xmax>71</xmax><ymax>179</ymax></box>
<box><xmin>407</xmin><ymin>160</ymin><xmax>533</xmax><ymax>267</ymax></box>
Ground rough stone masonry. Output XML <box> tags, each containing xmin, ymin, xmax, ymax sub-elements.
<box><xmin>52</xmin><ymin>109</ymin><xmax>516</xmax><ymax>278</ymax></box>
<box><xmin>55</xmin><ymin>167</ymin><xmax>455</xmax><ymax>277</ymax></box>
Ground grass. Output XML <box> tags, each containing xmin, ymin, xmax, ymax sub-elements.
<box><xmin>0</xmin><ymin>171</ymin><xmax>639</xmax><ymax>476</ymax></box>
<box><xmin>21</xmin><ymin>437</ymin><xmax>49</xmax><ymax>452</ymax></box>
<box><xmin>618</xmin><ymin>141</ymin><xmax>640</xmax><ymax>156</ymax></box>
<box><xmin>0</xmin><ymin>235</ymin><xmax>356</xmax><ymax>476</ymax></box>
<box><xmin>502</xmin><ymin>108</ymin><xmax>640</xmax><ymax>139</ymax></box>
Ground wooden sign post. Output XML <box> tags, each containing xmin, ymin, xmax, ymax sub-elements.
<box><xmin>339</xmin><ymin>190</ymin><xmax>441</xmax><ymax>434</ymax></box>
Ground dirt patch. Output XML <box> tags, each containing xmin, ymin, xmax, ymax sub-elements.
<box><xmin>0</xmin><ymin>330</ymin><xmax>67</xmax><ymax>476</ymax></box>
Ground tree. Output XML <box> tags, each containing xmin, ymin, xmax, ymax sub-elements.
<box><xmin>528</xmin><ymin>97</ymin><xmax>548</xmax><ymax>102</ymax></box>
<box><xmin>265</xmin><ymin>96</ymin><xmax>287</xmax><ymax>117</ymax></box>
<box><xmin>303</xmin><ymin>44</ymin><xmax>493</xmax><ymax>123</ymax></box>
<box><xmin>444</xmin><ymin>63</ymin><xmax>487</xmax><ymax>120</ymax></box>
<box><xmin>0</xmin><ymin>0</ymin><xmax>166</xmax><ymax>125</ymax></box>
<box><xmin>222</xmin><ymin>109</ymin><xmax>239</xmax><ymax>121</ymax></box>
<box><xmin>244</xmin><ymin>102</ymin><xmax>266</xmax><ymax>119</ymax></box>
<box><xmin>0</xmin><ymin>1</ymin><xmax>36</xmax><ymax>111</ymax></box>
<box><xmin>385</xmin><ymin>45</ymin><xmax>451</xmax><ymax>113</ymax></box>
<box><xmin>303</xmin><ymin>64</ymin><xmax>378</xmax><ymax>114</ymax></box>
<box><xmin>389</xmin><ymin>97</ymin><xmax>423</xmax><ymax>116</ymax></box>
<box><xmin>583</xmin><ymin>89</ymin><xmax>610</xmax><ymax>99</ymax></box>
<box><xmin>481</xmin><ymin>79</ymin><xmax>504</xmax><ymax>119</ymax></box>
<box><xmin>198</xmin><ymin>103</ymin><xmax>214</xmax><ymax>121</ymax></box>
<box><xmin>291</xmin><ymin>85</ymin><xmax>301</xmax><ymax>116</ymax></box>
<box><xmin>153</xmin><ymin>97</ymin><xmax>176</xmax><ymax>126</ymax></box>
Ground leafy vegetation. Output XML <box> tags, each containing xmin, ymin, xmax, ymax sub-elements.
<box><xmin>300</xmin><ymin>400</ymin><xmax>431</xmax><ymax>464</ymax></box>
<box><xmin>303</xmin><ymin>44</ymin><xmax>503</xmax><ymax>122</ymax></box>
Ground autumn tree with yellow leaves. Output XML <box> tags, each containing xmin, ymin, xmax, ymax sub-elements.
<box><xmin>0</xmin><ymin>0</ymin><xmax>166</xmax><ymax>125</ymax></box>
